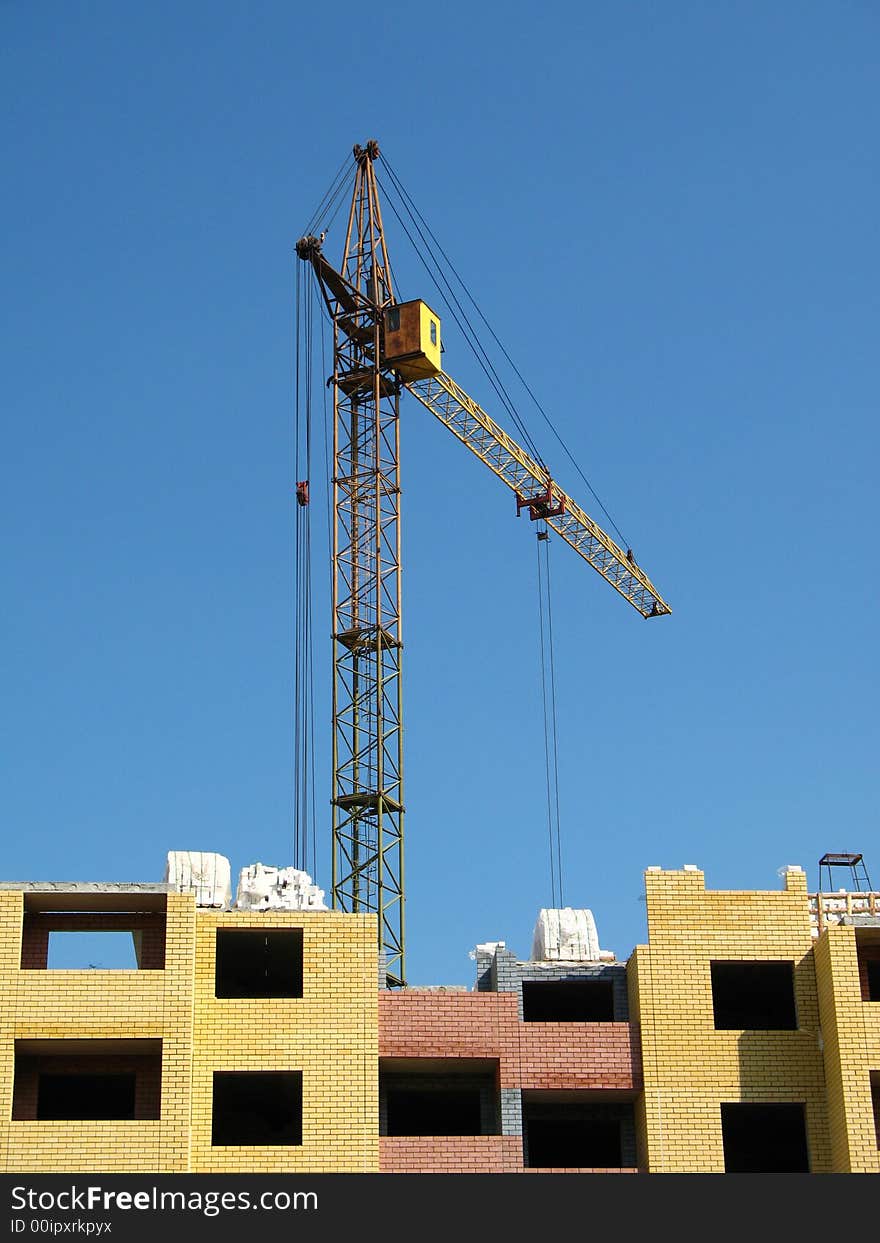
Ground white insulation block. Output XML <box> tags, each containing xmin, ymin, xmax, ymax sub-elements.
<box><xmin>531</xmin><ymin>907</ymin><xmax>601</xmax><ymax>962</ymax></box>
<box><xmin>164</xmin><ymin>851</ymin><xmax>232</xmax><ymax>909</ymax></box>
<box><xmin>235</xmin><ymin>863</ymin><xmax>327</xmax><ymax>912</ymax></box>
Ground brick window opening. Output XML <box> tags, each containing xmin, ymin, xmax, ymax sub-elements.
<box><xmin>871</xmin><ymin>1073</ymin><xmax>880</xmax><ymax>1148</ymax></box>
<box><xmin>855</xmin><ymin>931</ymin><xmax>880</xmax><ymax>1002</ymax></box>
<box><xmin>521</xmin><ymin>979</ymin><xmax>615</xmax><ymax>1022</ymax></box>
<box><xmin>721</xmin><ymin>1103</ymin><xmax>809</xmax><ymax>1172</ymax></box>
<box><xmin>710</xmin><ymin>961</ymin><xmax>797</xmax><ymax>1030</ymax></box>
<box><xmin>21</xmin><ymin>900</ymin><xmax>166</xmax><ymax>971</ymax></box>
<box><xmin>211</xmin><ymin>1072</ymin><xmax>302</xmax><ymax>1146</ymax></box>
<box><xmin>12</xmin><ymin>1040</ymin><xmax>162</xmax><ymax>1121</ymax></box>
<box><xmin>380</xmin><ymin>1065</ymin><xmax>499</xmax><ymax>1137</ymax></box>
<box><xmin>522</xmin><ymin>1099</ymin><xmax>635</xmax><ymax>1169</ymax></box>
<box><xmin>388</xmin><ymin>1088</ymin><xmax>481</xmax><ymax>1136</ymax></box>
<box><xmin>214</xmin><ymin>929</ymin><xmax>303</xmax><ymax>999</ymax></box>
<box><xmin>39</xmin><ymin>1073</ymin><xmax>135</xmax><ymax>1120</ymax></box>
<box><xmin>47</xmin><ymin>931</ymin><xmax>139</xmax><ymax>969</ymax></box>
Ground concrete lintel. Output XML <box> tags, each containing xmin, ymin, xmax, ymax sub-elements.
<box><xmin>0</xmin><ymin>882</ymin><xmax>174</xmax><ymax>893</ymax></box>
<box><xmin>0</xmin><ymin>882</ymin><xmax>174</xmax><ymax>913</ymax></box>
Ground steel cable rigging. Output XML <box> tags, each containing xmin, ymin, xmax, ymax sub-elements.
<box><xmin>375</xmin><ymin>169</ymin><xmax>543</xmax><ymax>463</ymax></box>
<box><xmin>293</xmin><ymin>262</ymin><xmax>318</xmax><ymax>877</ymax></box>
<box><xmin>379</xmin><ymin>155</ymin><xmax>631</xmax><ymax>551</ymax></box>
<box><xmin>293</xmin><ymin>148</ymin><xmax>360</xmax><ymax>881</ymax></box>
<box><xmin>536</xmin><ymin>525</ymin><xmax>565</xmax><ymax>908</ymax></box>
<box><xmin>305</xmin><ymin>152</ymin><xmax>354</xmax><ymax>240</ymax></box>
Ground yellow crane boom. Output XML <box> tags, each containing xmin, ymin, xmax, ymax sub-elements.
<box><xmin>406</xmin><ymin>370</ymin><xmax>671</xmax><ymax>619</ymax></box>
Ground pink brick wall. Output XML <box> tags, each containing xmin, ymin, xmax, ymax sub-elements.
<box><xmin>379</xmin><ymin>990</ymin><xmax>641</xmax><ymax>1172</ymax></box>
<box><xmin>380</xmin><ymin>992</ymin><xmax>640</xmax><ymax>1088</ymax></box>
<box><xmin>380</xmin><ymin>1136</ymin><xmax>522</xmax><ymax>1173</ymax></box>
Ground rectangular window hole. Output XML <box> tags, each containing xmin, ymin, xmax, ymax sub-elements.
<box><xmin>526</xmin><ymin>1118</ymin><xmax>621</xmax><ymax>1168</ymax></box>
<box><xmin>212</xmin><ymin>1072</ymin><xmax>302</xmax><ymax>1146</ymax></box>
<box><xmin>380</xmin><ymin>1062</ymin><xmax>499</xmax><ymax>1137</ymax></box>
<box><xmin>521</xmin><ymin>1099</ymin><xmax>633</xmax><ymax>1169</ymax></box>
<box><xmin>21</xmin><ymin>905</ymin><xmax>166</xmax><ymax>970</ymax></box>
<box><xmin>522</xmin><ymin>979</ymin><xmax>615</xmax><ymax>1022</ymax></box>
<box><xmin>12</xmin><ymin>1041</ymin><xmax>162</xmax><ymax>1121</ymax></box>
<box><xmin>871</xmin><ymin>1072</ymin><xmax>880</xmax><ymax>1148</ymax></box>
<box><xmin>38</xmin><ymin>1073</ymin><xmax>136</xmax><ymax>1121</ymax></box>
<box><xmin>721</xmin><ymin>1103</ymin><xmax>809</xmax><ymax>1172</ymax></box>
<box><xmin>215</xmin><ymin>929</ymin><xmax>303</xmax><ymax>999</ymax></box>
<box><xmin>386</xmin><ymin>1087</ymin><xmax>483</xmax><ymax>1137</ymax></box>
<box><xmin>710</xmin><ymin>961</ymin><xmax>797</xmax><ymax>1030</ymax></box>
<box><xmin>856</xmin><ymin>932</ymin><xmax>880</xmax><ymax>1002</ymax></box>
<box><xmin>46</xmin><ymin>931</ymin><xmax>139</xmax><ymax>970</ymax></box>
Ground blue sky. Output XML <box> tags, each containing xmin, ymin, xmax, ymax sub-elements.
<box><xmin>2</xmin><ymin>2</ymin><xmax>877</xmax><ymax>982</ymax></box>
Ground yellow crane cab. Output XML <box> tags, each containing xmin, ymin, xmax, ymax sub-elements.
<box><xmin>383</xmin><ymin>300</ymin><xmax>441</xmax><ymax>380</ymax></box>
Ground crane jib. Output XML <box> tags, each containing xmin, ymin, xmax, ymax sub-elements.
<box><xmin>405</xmin><ymin>372</ymin><xmax>672</xmax><ymax>621</ymax></box>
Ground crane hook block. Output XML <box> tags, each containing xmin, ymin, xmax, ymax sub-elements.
<box><xmin>516</xmin><ymin>480</ymin><xmax>565</xmax><ymax>522</ymax></box>
<box><xmin>296</xmin><ymin>235</ymin><xmax>322</xmax><ymax>262</ymax></box>
<box><xmin>295</xmin><ymin>481</ymin><xmax>310</xmax><ymax>507</ymax></box>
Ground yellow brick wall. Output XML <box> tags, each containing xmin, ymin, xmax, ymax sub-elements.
<box><xmin>630</xmin><ymin>867</ymin><xmax>832</xmax><ymax>1172</ymax></box>
<box><xmin>814</xmin><ymin>926</ymin><xmax>880</xmax><ymax>1172</ymax></box>
<box><xmin>0</xmin><ymin>893</ymin><xmax>21</xmax><ymax>1172</ymax></box>
<box><xmin>190</xmin><ymin>909</ymin><xmax>378</xmax><ymax>1173</ymax></box>
<box><xmin>160</xmin><ymin>892</ymin><xmax>195</xmax><ymax>1171</ymax></box>
<box><xmin>0</xmin><ymin>890</ymin><xmax>188</xmax><ymax>1172</ymax></box>
<box><xmin>0</xmin><ymin>892</ymin><xmax>379</xmax><ymax>1173</ymax></box>
<box><xmin>624</xmin><ymin>945</ymin><xmax>650</xmax><ymax>1171</ymax></box>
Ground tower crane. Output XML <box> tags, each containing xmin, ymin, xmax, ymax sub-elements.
<box><xmin>296</xmin><ymin>140</ymin><xmax>671</xmax><ymax>987</ymax></box>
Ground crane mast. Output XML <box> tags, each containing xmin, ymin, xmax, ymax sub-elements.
<box><xmin>297</xmin><ymin>140</ymin><xmax>671</xmax><ymax>987</ymax></box>
<box><xmin>297</xmin><ymin>141</ymin><xmax>406</xmax><ymax>986</ymax></box>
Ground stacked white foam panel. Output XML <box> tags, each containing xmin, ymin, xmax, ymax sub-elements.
<box><xmin>235</xmin><ymin>863</ymin><xmax>327</xmax><ymax>911</ymax></box>
<box><xmin>530</xmin><ymin>907</ymin><xmax>601</xmax><ymax>961</ymax></box>
<box><xmin>164</xmin><ymin>851</ymin><xmax>232</xmax><ymax>908</ymax></box>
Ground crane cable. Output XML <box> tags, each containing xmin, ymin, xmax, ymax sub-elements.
<box><xmin>381</xmin><ymin>153</ymin><xmax>631</xmax><ymax>552</ymax></box>
<box><xmin>375</xmin><ymin>170</ymin><xmax>544</xmax><ymax>464</ymax></box>
<box><xmin>378</xmin><ymin>166</ymin><xmax>542</xmax><ymax>461</ymax></box>
<box><xmin>536</xmin><ymin>525</ymin><xmax>565</xmax><ymax>909</ymax></box>
<box><xmin>293</xmin><ymin>261</ymin><xmax>317</xmax><ymax>877</ymax></box>
<box><xmin>304</xmin><ymin>151</ymin><xmax>353</xmax><ymax>238</ymax></box>
<box><xmin>379</xmin><ymin>154</ymin><xmax>576</xmax><ymax>904</ymax></box>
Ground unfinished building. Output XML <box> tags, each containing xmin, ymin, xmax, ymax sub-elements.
<box><xmin>0</xmin><ymin>859</ymin><xmax>877</xmax><ymax>1173</ymax></box>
